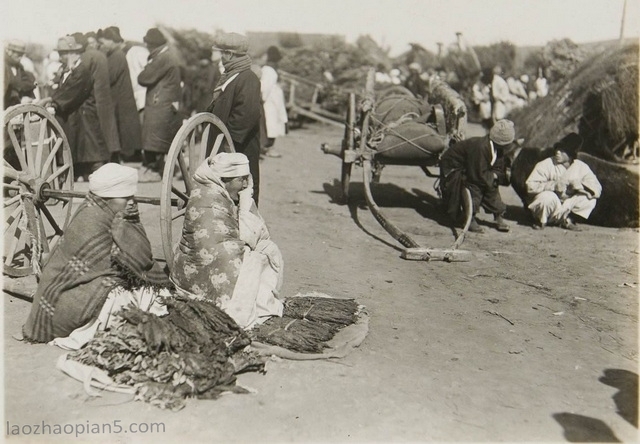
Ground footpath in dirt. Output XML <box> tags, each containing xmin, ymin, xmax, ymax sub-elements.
<box><xmin>3</xmin><ymin>123</ymin><xmax>638</xmax><ymax>442</ymax></box>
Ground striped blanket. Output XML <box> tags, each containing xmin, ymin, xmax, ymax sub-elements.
<box><xmin>23</xmin><ymin>193</ymin><xmax>169</xmax><ymax>343</ymax></box>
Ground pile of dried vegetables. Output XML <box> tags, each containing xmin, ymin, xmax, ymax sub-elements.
<box><xmin>251</xmin><ymin>297</ymin><xmax>360</xmax><ymax>353</ymax></box>
<box><xmin>69</xmin><ymin>296</ymin><xmax>266</xmax><ymax>411</ymax></box>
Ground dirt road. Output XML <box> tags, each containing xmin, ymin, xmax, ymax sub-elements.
<box><xmin>4</xmin><ymin>123</ymin><xmax>638</xmax><ymax>442</ymax></box>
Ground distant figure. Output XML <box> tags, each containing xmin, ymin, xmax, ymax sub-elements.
<box><xmin>535</xmin><ymin>67</ymin><xmax>549</xmax><ymax>98</ymax></box>
<box><xmin>404</xmin><ymin>62</ymin><xmax>428</xmax><ymax>99</ymax></box>
<box><xmin>4</xmin><ymin>39</ymin><xmax>36</xmax><ymax>108</ymax></box>
<box><xmin>490</xmin><ymin>65</ymin><xmax>510</xmax><ymax>123</ymax></box>
<box><xmin>192</xmin><ymin>47</ymin><xmax>221</xmax><ymax>113</ymax></box>
<box><xmin>48</xmin><ymin>36</ymin><xmax>112</xmax><ymax>180</ymax></box>
<box><xmin>259</xmin><ymin>45</ymin><xmax>288</xmax><ymax>158</ymax></box>
<box><xmin>99</xmin><ymin>26</ymin><xmax>142</xmax><ymax>162</ymax></box>
<box><xmin>207</xmin><ymin>32</ymin><xmax>262</xmax><ymax>204</ymax></box>
<box><xmin>125</xmin><ymin>44</ymin><xmax>150</xmax><ymax>118</ymax></box>
<box><xmin>471</xmin><ymin>73</ymin><xmax>492</xmax><ymax>129</ymax></box>
<box><xmin>137</xmin><ymin>28</ymin><xmax>182</xmax><ymax>182</ymax></box>
<box><xmin>526</xmin><ymin>133</ymin><xmax>601</xmax><ymax>230</ymax></box>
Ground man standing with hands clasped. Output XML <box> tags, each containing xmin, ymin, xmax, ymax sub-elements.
<box><xmin>207</xmin><ymin>32</ymin><xmax>263</xmax><ymax>205</ymax></box>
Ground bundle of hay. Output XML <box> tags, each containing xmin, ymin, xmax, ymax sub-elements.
<box><xmin>510</xmin><ymin>42</ymin><xmax>638</xmax><ymax>162</ymax></box>
<box><xmin>69</xmin><ymin>297</ymin><xmax>265</xmax><ymax>411</ymax></box>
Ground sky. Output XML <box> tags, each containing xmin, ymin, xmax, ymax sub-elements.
<box><xmin>2</xmin><ymin>0</ymin><xmax>639</xmax><ymax>55</ymax></box>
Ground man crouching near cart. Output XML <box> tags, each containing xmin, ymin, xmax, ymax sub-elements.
<box><xmin>22</xmin><ymin>164</ymin><xmax>171</xmax><ymax>349</ymax></box>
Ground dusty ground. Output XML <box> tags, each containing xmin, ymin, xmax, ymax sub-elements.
<box><xmin>3</xmin><ymin>122</ymin><xmax>639</xmax><ymax>442</ymax></box>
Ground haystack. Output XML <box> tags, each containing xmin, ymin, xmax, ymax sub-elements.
<box><xmin>510</xmin><ymin>42</ymin><xmax>638</xmax><ymax>162</ymax></box>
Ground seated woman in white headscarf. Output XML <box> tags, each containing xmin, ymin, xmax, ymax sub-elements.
<box><xmin>170</xmin><ymin>152</ymin><xmax>283</xmax><ymax>329</ymax></box>
<box><xmin>23</xmin><ymin>163</ymin><xmax>171</xmax><ymax>349</ymax></box>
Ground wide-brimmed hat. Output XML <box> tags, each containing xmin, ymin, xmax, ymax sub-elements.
<box><xmin>212</xmin><ymin>32</ymin><xmax>249</xmax><ymax>55</ymax></box>
<box><xmin>6</xmin><ymin>39</ymin><xmax>26</xmax><ymax>54</ymax></box>
<box><xmin>554</xmin><ymin>132</ymin><xmax>583</xmax><ymax>159</ymax></box>
<box><xmin>55</xmin><ymin>36</ymin><xmax>83</xmax><ymax>53</ymax></box>
<box><xmin>143</xmin><ymin>28</ymin><xmax>167</xmax><ymax>48</ymax></box>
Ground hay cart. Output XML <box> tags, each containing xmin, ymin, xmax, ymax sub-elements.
<box><xmin>3</xmin><ymin>104</ymin><xmax>234</xmax><ymax>282</ymax></box>
<box><xmin>322</xmin><ymin>69</ymin><xmax>473</xmax><ymax>262</ymax></box>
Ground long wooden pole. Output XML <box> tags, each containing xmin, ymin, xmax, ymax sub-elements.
<box><xmin>619</xmin><ymin>0</ymin><xmax>627</xmax><ymax>41</ymax></box>
<box><xmin>40</xmin><ymin>189</ymin><xmax>181</xmax><ymax>206</ymax></box>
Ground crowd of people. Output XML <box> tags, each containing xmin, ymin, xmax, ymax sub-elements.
<box><xmin>5</xmin><ymin>32</ymin><xmax>601</xmax><ymax>354</ymax></box>
<box><xmin>3</xmin><ymin>29</ymin><xmax>289</xmax><ymax>184</ymax></box>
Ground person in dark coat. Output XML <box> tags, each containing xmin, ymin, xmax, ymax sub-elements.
<box><xmin>99</xmin><ymin>27</ymin><xmax>142</xmax><ymax>161</ymax></box>
<box><xmin>404</xmin><ymin>62</ymin><xmax>428</xmax><ymax>99</ymax></box>
<box><xmin>137</xmin><ymin>28</ymin><xmax>182</xmax><ymax>182</ymax></box>
<box><xmin>48</xmin><ymin>36</ymin><xmax>112</xmax><ymax>180</ymax></box>
<box><xmin>4</xmin><ymin>39</ymin><xmax>36</xmax><ymax>109</ymax></box>
<box><xmin>207</xmin><ymin>32</ymin><xmax>263</xmax><ymax>205</ymax></box>
<box><xmin>440</xmin><ymin>119</ymin><xmax>517</xmax><ymax>233</ymax></box>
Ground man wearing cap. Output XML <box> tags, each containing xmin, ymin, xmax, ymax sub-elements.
<box><xmin>48</xmin><ymin>35</ymin><xmax>115</xmax><ymax>180</ymax></box>
<box><xmin>23</xmin><ymin>163</ymin><xmax>170</xmax><ymax>345</ymax></box>
<box><xmin>526</xmin><ymin>132</ymin><xmax>601</xmax><ymax>231</ymax></box>
<box><xmin>4</xmin><ymin>39</ymin><xmax>36</xmax><ymax>108</ymax></box>
<box><xmin>137</xmin><ymin>28</ymin><xmax>182</xmax><ymax>182</ymax></box>
<box><xmin>440</xmin><ymin>119</ymin><xmax>517</xmax><ymax>233</ymax></box>
<box><xmin>171</xmin><ymin>152</ymin><xmax>283</xmax><ymax>329</ymax></box>
<box><xmin>207</xmin><ymin>32</ymin><xmax>263</xmax><ymax>204</ymax></box>
<box><xmin>99</xmin><ymin>27</ymin><xmax>142</xmax><ymax>162</ymax></box>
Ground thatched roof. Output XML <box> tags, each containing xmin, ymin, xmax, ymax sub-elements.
<box><xmin>510</xmin><ymin>42</ymin><xmax>638</xmax><ymax>162</ymax></box>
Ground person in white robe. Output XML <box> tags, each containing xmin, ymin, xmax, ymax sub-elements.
<box><xmin>526</xmin><ymin>133</ymin><xmax>602</xmax><ymax>230</ymax></box>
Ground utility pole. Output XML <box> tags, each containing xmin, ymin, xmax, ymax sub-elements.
<box><xmin>619</xmin><ymin>0</ymin><xmax>627</xmax><ymax>42</ymax></box>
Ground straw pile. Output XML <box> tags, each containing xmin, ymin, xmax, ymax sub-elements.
<box><xmin>510</xmin><ymin>42</ymin><xmax>638</xmax><ymax>162</ymax></box>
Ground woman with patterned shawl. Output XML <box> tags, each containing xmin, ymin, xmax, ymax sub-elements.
<box><xmin>22</xmin><ymin>164</ymin><xmax>170</xmax><ymax>347</ymax></box>
<box><xmin>170</xmin><ymin>152</ymin><xmax>283</xmax><ymax>329</ymax></box>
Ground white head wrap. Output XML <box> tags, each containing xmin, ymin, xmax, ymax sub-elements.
<box><xmin>89</xmin><ymin>163</ymin><xmax>138</xmax><ymax>198</ymax></box>
<box><xmin>208</xmin><ymin>152</ymin><xmax>250</xmax><ymax>178</ymax></box>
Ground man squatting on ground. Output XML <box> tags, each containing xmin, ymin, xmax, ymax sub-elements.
<box><xmin>440</xmin><ymin>119</ymin><xmax>516</xmax><ymax>233</ymax></box>
<box><xmin>525</xmin><ymin>132</ymin><xmax>602</xmax><ymax>231</ymax></box>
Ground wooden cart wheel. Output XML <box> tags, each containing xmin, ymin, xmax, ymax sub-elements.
<box><xmin>160</xmin><ymin>112</ymin><xmax>235</xmax><ymax>271</ymax></box>
<box><xmin>3</xmin><ymin>104</ymin><xmax>74</xmax><ymax>277</ymax></box>
<box><xmin>340</xmin><ymin>93</ymin><xmax>356</xmax><ymax>202</ymax></box>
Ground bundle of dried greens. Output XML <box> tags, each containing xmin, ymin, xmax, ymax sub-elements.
<box><xmin>69</xmin><ymin>297</ymin><xmax>264</xmax><ymax>411</ymax></box>
<box><xmin>252</xmin><ymin>316</ymin><xmax>339</xmax><ymax>353</ymax></box>
<box><xmin>284</xmin><ymin>297</ymin><xmax>359</xmax><ymax>327</ymax></box>
<box><xmin>251</xmin><ymin>296</ymin><xmax>361</xmax><ymax>353</ymax></box>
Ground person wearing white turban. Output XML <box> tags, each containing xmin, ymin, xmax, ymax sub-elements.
<box><xmin>171</xmin><ymin>152</ymin><xmax>284</xmax><ymax>329</ymax></box>
<box><xmin>23</xmin><ymin>163</ymin><xmax>170</xmax><ymax>347</ymax></box>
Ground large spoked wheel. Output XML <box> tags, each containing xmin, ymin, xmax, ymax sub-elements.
<box><xmin>160</xmin><ymin>113</ymin><xmax>235</xmax><ymax>271</ymax></box>
<box><xmin>340</xmin><ymin>93</ymin><xmax>356</xmax><ymax>202</ymax></box>
<box><xmin>3</xmin><ymin>104</ymin><xmax>74</xmax><ymax>278</ymax></box>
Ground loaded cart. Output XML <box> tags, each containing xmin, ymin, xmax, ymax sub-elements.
<box><xmin>3</xmin><ymin>104</ymin><xmax>234</xmax><ymax>280</ymax></box>
<box><xmin>322</xmin><ymin>68</ymin><xmax>473</xmax><ymax>262</ymax></box>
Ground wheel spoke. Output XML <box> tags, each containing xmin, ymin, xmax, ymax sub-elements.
<box><xmin>23</xmin><ymin>112</ymin><xmax>35</xmax><ymax>175</ymax></box>
<box><xmin>37</xmin><ymin>202</ymin><xmax>65</xmax><ymax>236</ymax></box>
<box><xmin>4</xmin><ymin>194</ymin><xmax>21</xmax><ymax>208</ymax></box>
<box><xmin>40</xmin><ymin>137</ymin><xmax>63</xmax><ymax>181</ymax></box>
<box><xmin>34</xmin><ymin>117</ymin><xmax>48</xmax><ymax>176</ymax></box>
<box><xmin>6</xmin><ymin>124</ymin><xmax>28</xmax><ymax>171</ymax></box>
<box><xmin>211</xmin><ymin>133</ymin><xmax>225</xmax><ymax>155</ymax></box>
<box><xmin>5</xmin><ymin>204</ymin><xmax>23</xmax><ymax>233</ymax></box>
<box><xmin>45</xmin><ymin>163</ymin><xmax>70</xmax><ymax>184</ymax></box>
<box><xmin>188</xmin><ymin>131</ymin><xmax>197</xmax><ymax>172</ymax></box>
<box><xmin>200</xmin><ymin>123</ymin><xmax>212</xmax><ymax>160</ymax></box>
<box><xmin>4</xmin><ymin>216</ymin><xmax>24</xmax><ymax>266</ymax></box>
<box><xmin>177</xmin><ymin>151</ymin><xmax>193</xmax><ymax>195</ymax></box>
<box><xmin>171</xmin><ymin>208</ymin><xmax>186</xmax><ymax>220</ymax></box>
<box><xmin>171</xmin><ymin>186</ymin><xmax>189</xmax><ymax>203</ymax></box>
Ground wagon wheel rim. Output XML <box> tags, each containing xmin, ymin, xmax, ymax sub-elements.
<box><xmin>160</xmin><ymin>112</ymin><xmax>235</xmax><ymax>272</ymax></box>
<box><xmin>3</xmin><ymin>104</ymin><xmax>74</xmax><ymax>278</ymax></box>
<box><xmin>340</xmin><ymin>93</ymin><xmax>356</xmax><ymax>202</ymax></box>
